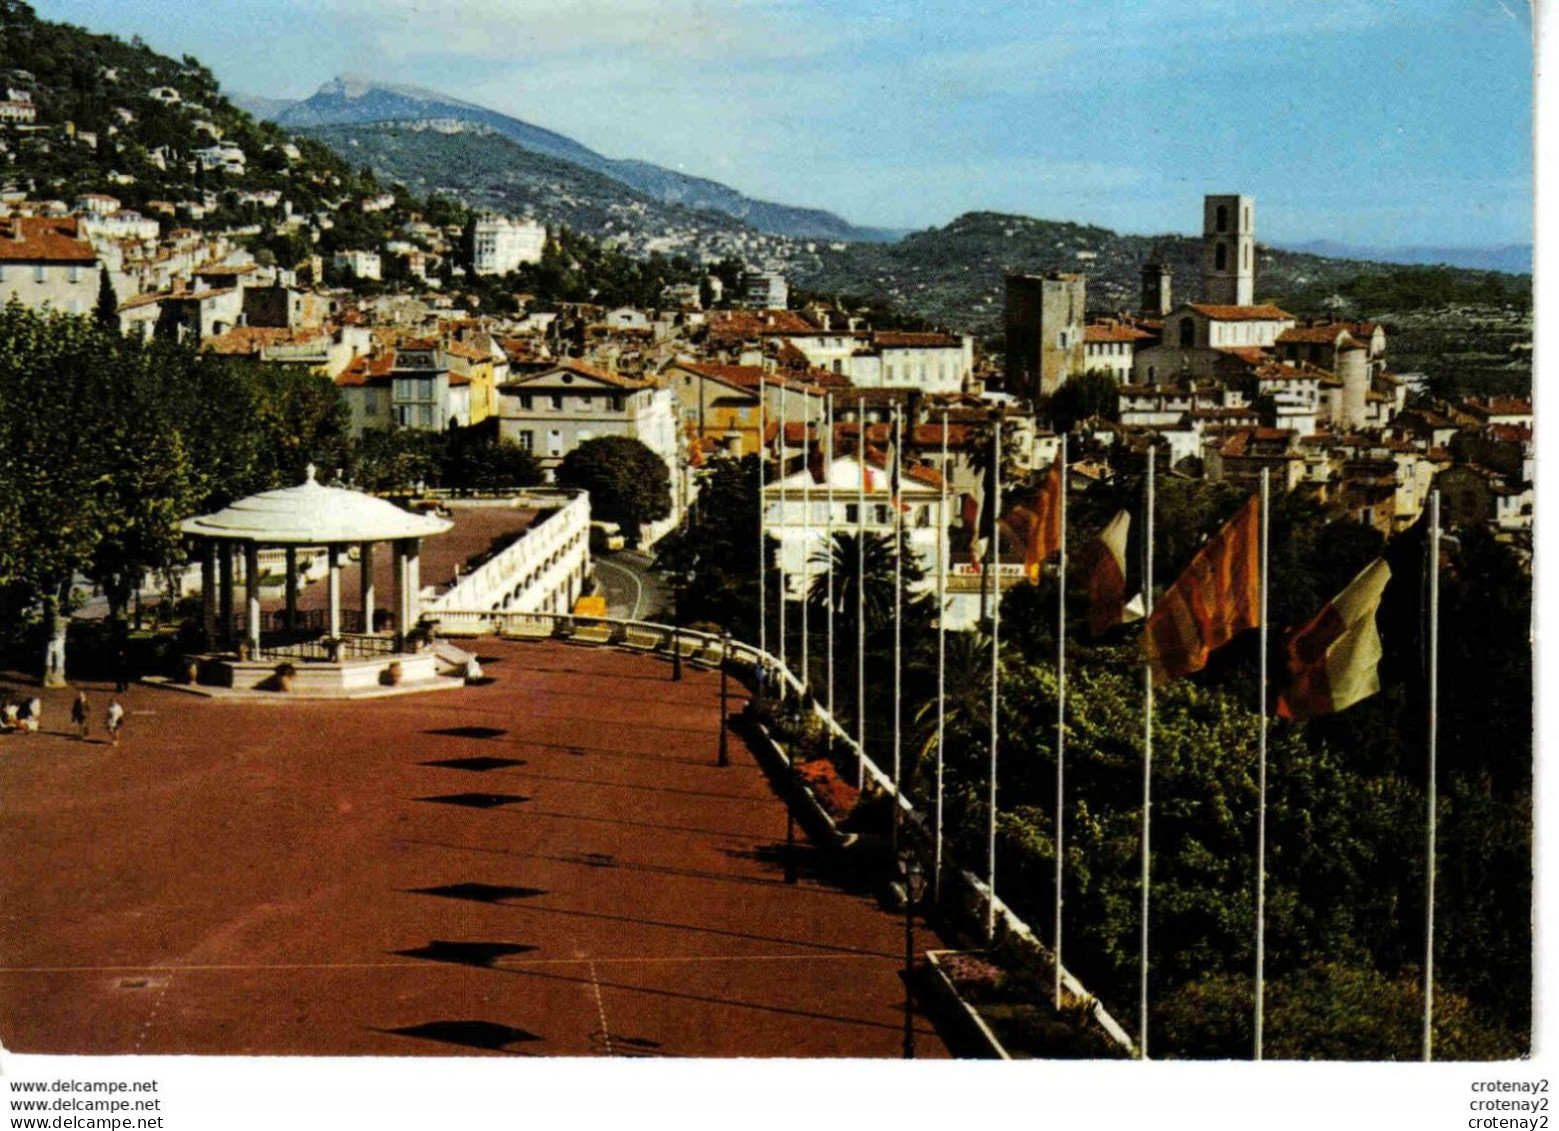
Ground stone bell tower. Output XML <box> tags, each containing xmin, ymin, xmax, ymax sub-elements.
<box><xmin>1201</xmin><ymin>193</ymin><xmax>1254</xmax><ymax>305</ymax></box>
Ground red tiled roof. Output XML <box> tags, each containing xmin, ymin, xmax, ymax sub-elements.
<box><xmin>1187</xmin><ymin>303</ymin><xmax>1293</xmax><ymax>322</ymax></box>
<box><xmin>0</xmin><ymin>216</ymin><xmax>96</xmax><ymax>263</ymax></box>
<box><xmin>1085</xmin><ymin>324</ymin><xmax>1154</xmax><ymax>344</ymax></box>
<box><xmin>335</xmin><ymin>351</ymin><xmax>396</xmax><ymax>387</ymax></box>
<box><xmin>504</xmin><ymin>359</ymin><xmax>653</xmax><ymax>390</ymax></box>
<box><xmin>1276</xmin><ymin>324</ymin><xmax>1353</xmax><ymax>344</ymax></box>
<box><xmin>873</xmin><ymin>331</ymin><xmax>963</xmax><ymax>349</ymax></box>
<box><xmin>202</xmin><ymin>326</ymin><xmax>326</xmax><ymax>355</ymax></box>
<box><xmin>1215</xmin><ymin>345</ymin><xmax>1271</xmax><ymax>366</ymax></box>
<box><xmin>703</xmin><ymin>309</ymin><xmax>815</xmax><ymax>343</ymax></box>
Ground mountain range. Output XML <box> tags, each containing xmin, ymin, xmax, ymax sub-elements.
<box><xmin>240</xmin><ymin>77</ymin><xmax>899</xmax><ymax>244</ymax></box>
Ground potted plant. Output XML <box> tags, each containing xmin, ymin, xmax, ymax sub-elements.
<box><xmin>273</xmin><ymin>661</ymin><xmax>297</xmax><ymax>693</ymax></box>
<box><xmin>383</xmin><ymin>660</ymin><xmax>403</xmax><ymax>687</ymax></box>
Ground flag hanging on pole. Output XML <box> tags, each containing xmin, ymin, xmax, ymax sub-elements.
<box><xmin>999</xmin><ymin>454</ymin><xmax>1063</xmax><ymax>582</ymax></box>
<box><xmin>887</xmin><ymin>414</ymin><xmax>905</xmax><ymax>511</ymax></box>
<box><xmin>1081</xmin><ymin>509</ymin><xmax>1142</xmax><ymax>638</ymax></box>
<box><xmin>1277</xmin><ymin>558</ymin><xmax>1392</xmax><ymax>720</ymax></box>
<box><xmin>1143</xmin><ymin>495</ymin><xmax>1261</xmax><ymax>686</ymax></box>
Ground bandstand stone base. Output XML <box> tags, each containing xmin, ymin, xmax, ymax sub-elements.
<box><xmin>158</xmin><ymin>651</ymin><xmax>453</xmax><ymax>700</ymax></box>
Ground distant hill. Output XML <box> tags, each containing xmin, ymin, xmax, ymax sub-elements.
<box><xmin>277</xmin><ymin>76</ymin><xmax>897</xmax><ymax>243</ymax></box>
<box><xmin>1273</xmin><ymin>239</ymin><xmax>1532</xmax><ymax>276</ymax></box>
<box><xmin>299</xmin><ymin>120</ymin><xmax>754</xmax><ymax>252</ymax></box>
<box><xmin>228</xmin><ymin>91</ymin><xmax>296</xmax><ymax>121</ymax></box>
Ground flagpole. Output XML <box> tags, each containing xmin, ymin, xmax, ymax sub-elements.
<box><xmin>856</xmin><ymin>396</ymin><xmax>867</xmax><ymax>790</ymax></box>
<box><xmin>1140</xmin><ymin>441</ymin><xmax>1155</xmax><ymax>1058</ymax></box>
<box><xmin>1425</xmin><ymin>488</ymin><xmax>1441</xmax><ymax>1061</ymax></box>
<box><xmin>826</xmin><ymin>393</ymin><xmax>836</xmax><ymax>750</ymax></box>
<box><xmin>758</xmin><ymin>369</ymin><xmax>766</xmax><ymax>659</ymax></box>
<box><xmin>1054</xmin><ymin>432</ymin><xmax>1068</xmax><ymax>1009</ymax></box>
<box><xmin>892</xmin><ymin>407</ymin><xmax>904</xmax><ymax>851</ymax></box>
<box><xmin>801</xmin><ymin>390</ymin><xmax>812</xmax><ymax>693</ymax></box>
<box><xmin>987</xmin><ymin>409</ymin><xmax>1002</xmax><ymax>942</ymax></box>
<box><xmin>936</xmin><ymin>410</ymin><xmax>949</xmax><ymax>903</ymax></box>
<box><xmin>1255</xmin><ymin>467</ymin><xmax>1271</xmax><ymax>1061</ymax></box>
<box><xmin>778</xmin><ymin>379</ymin><xmax>788</xmax><ymax>681</ymax></box>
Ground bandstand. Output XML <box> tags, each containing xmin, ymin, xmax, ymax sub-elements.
<box><xmin>178</xmin><ymin>466</ymin><xmax>454</xmax><ymax>694</ymax></box>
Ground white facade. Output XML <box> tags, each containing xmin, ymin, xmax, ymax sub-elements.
<box><xmin>472</xmin><ymin>215</ymin><xmax>546</xmax><ymax>275</ymax></box>
<box><xmin>497</xmin><ymin>364</ymin><xmax>680</xmax><ymax>481</ymax></box>
<box><xmin>333</xmin><ymin>249</ymin><xmax>382</xmax><ymax>281</ymax></box>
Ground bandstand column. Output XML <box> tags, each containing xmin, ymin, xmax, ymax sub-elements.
<box><xmin>392</xmin><ymin>539</ymin><xmax>408</xmax><ymax>647</ymax></box>
<box><xmin>406</xmin><ymin>539</ymin><xmax>422</xmax><ymax>628</ymax></box>
<box><xmin>201</xmin><ymin>540</ymin><xmax>217</xmax><ymax>645</ymax></box>
<box><xmin>360</xmin><ymin>541</ymin><xmax>376</xmax><ymax>633</ymax></box>
<box><xmin>284</xmin><ymin>547</ymin><xmax>299</xmax><ymax>631</ymax></box>
<box><xmin>218</xmin><ymin>541</ymin><xmax>235</xmax><ymax>647</ymax></box>
<box><xmin>327</xmin><ymin>545</ymin><xmax>342</xmax><ymax>639</ymax></box>
<box><xmin>244</xmin><ymin>542</ymin><xmax>261</xmax><ymax>654</ymax></box>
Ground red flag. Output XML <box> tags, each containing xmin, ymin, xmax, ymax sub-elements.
<box><xmin>1081</xmin><ymin>509</ymin><xmax>1132</xmax><ymax>637</ymax></box>
<box><xmin>1277</xmin><ymin>558</ymin><xmax>1391</xmax><ymax>719</ymax></box>
<box><xmin>1143</xmin><ymin>495</ymin><xmax>1261</xmax><ymax>685</ymax></box>
<box><xmin>961</xmin><ymin>491</ymin><xmax>983</xmax><ymax>570</ymax></box>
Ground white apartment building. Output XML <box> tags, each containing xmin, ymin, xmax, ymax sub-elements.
<box><xmin>472</xmin><ymin>215</ymin><xmax>546</xmax><ymax>276</ymax></box>
<box><xmin>332</xmin><ymin>249</ymin><xmax>382</xmax><ymax>281</ymax></box>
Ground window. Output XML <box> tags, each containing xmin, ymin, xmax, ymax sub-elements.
<box><xmin>1057</xmin><ymin>331</ymin><xmax>1069</xmax><ymax>348</ymax></box>
<box><xmin>875</xmin><ymin>504</ymin><xmax>890</xmax><ymax>524</ymax></box>
<box><xmin>68</xmin><ymin>266</ymin><xmax>80</xmax><ymax>284</ymax></box>
<box><xmin>0</xmin><ymin>265</ymin><xmax>6</xmax><ymax>283</ymax></box>
<box><xmin>33</xmin><ymin>265</ymin><xmax>45</xmax><ymax>283</ymax></box>
<box><xmin>1215</xmin><ymin>242</ymin><xmax>1227</xmax><ymax>270</ymax></box>
<box><xmin>517</xmin><ymin>430</ymin><xmax>534</xmax><ymax>452</ymax></box>
<box><xmin>550</xmin><ymin>394</ymin><xmax>563</xmax><ymax>411</ymax></box>
<box><xmin>1179</xmin><ymin>318</ymin><xmax>1195</xmax><ymax>348</ymax></box>
<box><xmin>845</xmin><ymin>503</ymin><xmax>860</xmax><ymax>524</ymax></box>
<box><xmin>1244</xmin><ymin>243</ymin><xmax>1250</xmax><ymax>268</ymax></box>
<box><xmin>520</xmin><ymin>393</ymin><xmax>533</xmax><ymax>410</ymax></box>
<box><xmin>1216</xmin><ymin>204</ymin><xmax>1228</xmax><ymax>232</ymax></box>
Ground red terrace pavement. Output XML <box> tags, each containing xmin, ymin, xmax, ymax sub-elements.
<box><xmin>276</xmin><ymin>506</ymin><xmax>540</xmax><ymax>615</ymax></box>
<box><xmin>0</xmin><ymin>639</ymin><xmax>950</xmax><ymax>1058</ymax></box>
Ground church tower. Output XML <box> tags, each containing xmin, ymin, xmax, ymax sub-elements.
<box><xmin>1201</xmin><ymin>193</ymin><xmax>1254</xmax><ymax>305</ymax></box>
<box><xmin>1140</xmin><ymin>251</ymin><xmax>1172</xmax><ymax>317</ymax></box>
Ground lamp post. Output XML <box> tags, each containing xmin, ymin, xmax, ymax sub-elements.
<box><xmin>898</xmin><ymin>846</ymin><xmax>927</xmax><ymax>1059</ymax></box>
<box><xmin>671</xmin><ymin>570</ymin><xmax>687</xmax><ymax>682</ymax></box>
<box><xmin>718</xmin><ymin>630</ymin><xmax>732</xmax><ymax>768</ymax></box>
<box><xmin>784</xmin><ymin>697</ymin><xmax>802</xmax><ymax>885</ymax></box>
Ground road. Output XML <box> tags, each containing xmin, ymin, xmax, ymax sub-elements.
<box><xmin>593</xmin><ymin>551</ymin><xmax>666</xmax><ymax>621</ymax></box>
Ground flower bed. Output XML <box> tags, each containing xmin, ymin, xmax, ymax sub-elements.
<box><xmin>796</xmin><ymin>758</ymin><xmax>860</xmax><ymax>819</ymax></box>
<box><xmin>928</xmin><ymin>950</ymin><xmax>1127</xmax><ymax>1060</ymax></box>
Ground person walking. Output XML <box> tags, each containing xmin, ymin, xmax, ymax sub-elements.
<box><xmin>70</xmin><ymin>690</ymin><xmax>90</xmax><ymax>740</ymax></box>
<box><xmin>105</xmin><ymin>699</ymin><xmax>124</xmax><ymax>746</ymax></box>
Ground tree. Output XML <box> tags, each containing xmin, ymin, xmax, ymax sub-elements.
<box><xmin>555</xmin><ymin>436</ymin><xmax>671</xmax><ymax>545</ymax></box>
<box><xmin>1048</xmin><ymin>370</ymin><xmax>1120</xmax><ymax>432</ymax></box>
<box><xmin>94</xmin><ymin>268</ymin><xmax>118</xmax><ymax>330</ymax></box>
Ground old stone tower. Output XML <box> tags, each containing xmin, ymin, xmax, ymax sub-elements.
<box><xmin>1201</xmin><ymin>193</ymin><xmax>1254</xmax><ymax>305</ymax></box>
<box><xmin>1140</xmin><ymin>251</ymin><xmax>1172</xmax><ymax>317</ymax></box>
<box><xmin>1004</xmin><ymin>272</ymin><xmax>1086</xmax><ymax>398</ymax></box>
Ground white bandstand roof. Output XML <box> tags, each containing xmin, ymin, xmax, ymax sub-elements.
<box><xmin>179</xmin><ymin>466</ymin><xmax>453</xmax><ymax>545</ymax></box>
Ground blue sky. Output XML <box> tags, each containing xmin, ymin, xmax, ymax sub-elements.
<box><xmin>34</xmin><ymin>0</ymin><xmax>1535</xmax><ymax>246</ymax></box>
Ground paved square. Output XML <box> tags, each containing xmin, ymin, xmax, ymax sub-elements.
<box><xmin>0</xmin><ymin>639</ymin><xmax>948</xmax><ymax>1058</ymax></box>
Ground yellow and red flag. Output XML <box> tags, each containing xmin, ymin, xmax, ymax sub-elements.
<box><xmin>1277</xmin><ymin>558</ymin><xmax>1391</xmax><ymax>720</ymax></box>
<box><xmin>1000</xmin><ymin>454</ymin><xmax>1063</xmax><ymax>582</ymax></box>
<box><xmin>1143</xmin><ymin>494</ymin><xmax>1261</xmax><ymax>685</ymax></box>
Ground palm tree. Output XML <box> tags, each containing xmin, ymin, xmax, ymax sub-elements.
<box><xmin>805</xmin><ymin>529</ymin><xmax>898</xmax><ymax>631</ymax></box>
<box><xmin>910</xmin><ymin>628</ymin><xmax>991</xmax><ymax>796</ymax></box>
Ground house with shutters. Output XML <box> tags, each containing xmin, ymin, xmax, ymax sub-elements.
<box><xmin>495</xmin><ymin>360</ymin><xmax>679</xmax><ymax>482</ymax></box>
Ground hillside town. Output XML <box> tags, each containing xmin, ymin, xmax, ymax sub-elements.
<box><xmin>0</xmin><ymin>125</ymin><xmax>1531</xmax><ymax>580</ymax></box>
